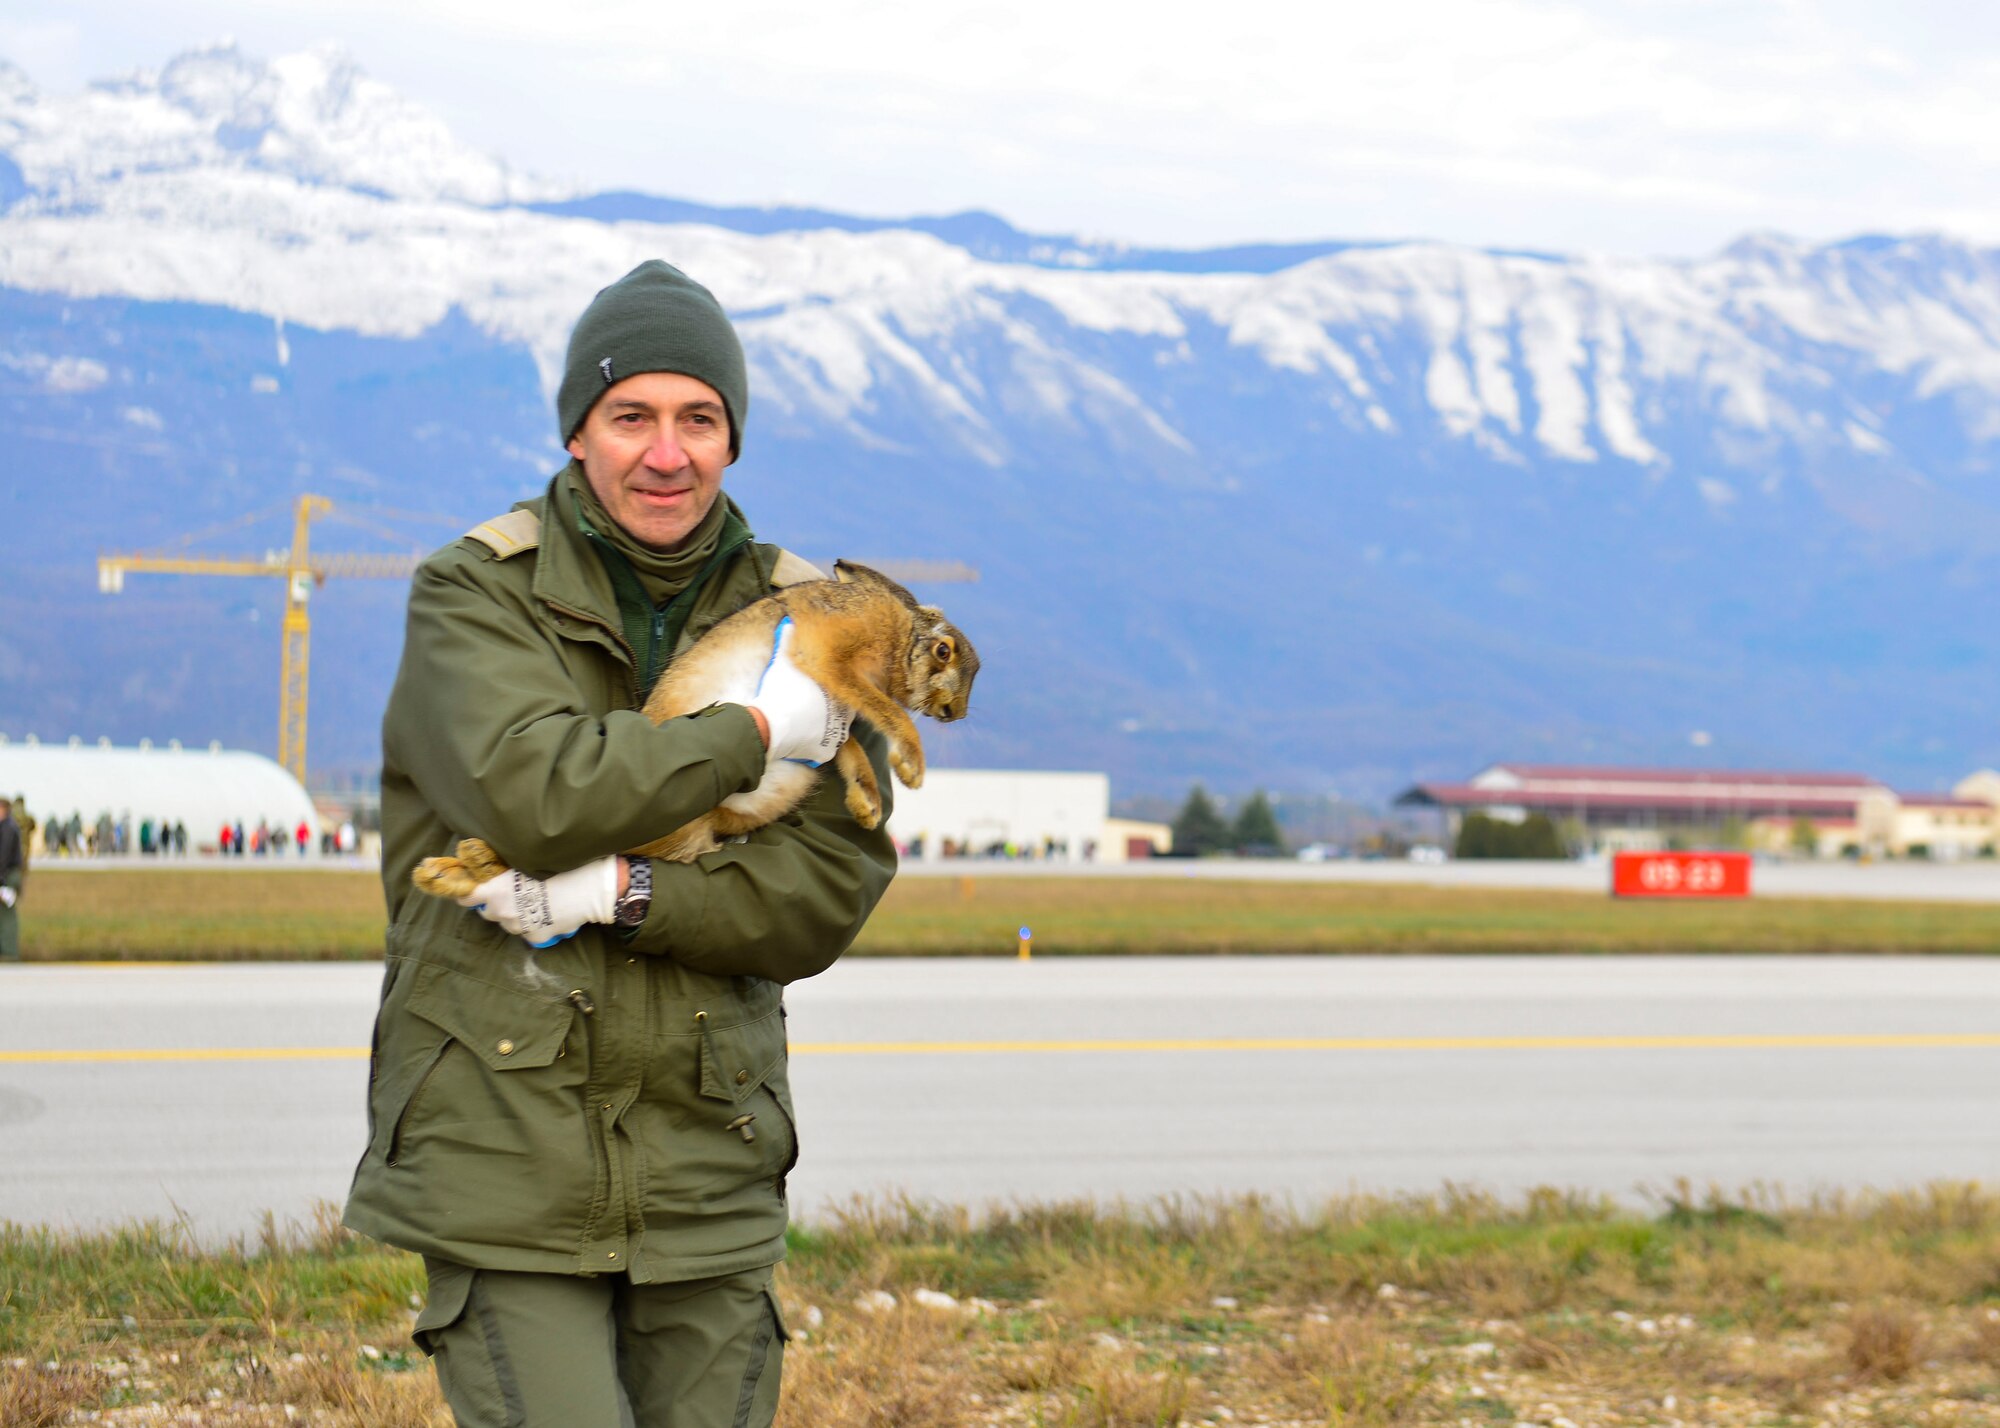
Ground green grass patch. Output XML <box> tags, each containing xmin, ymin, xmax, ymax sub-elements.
<box><xmin>13</xmin><ymin>867</ymin><xmax>2000</xmax><ymax>960</ymax></box>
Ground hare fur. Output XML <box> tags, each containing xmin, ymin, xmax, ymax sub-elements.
<box><xmin>413</xmin><ymin>560</ymin><xmax>978</xmax><ymax>899</ymax></box>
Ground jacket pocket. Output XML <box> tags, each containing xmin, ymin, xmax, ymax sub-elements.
<box><xmin>407</xmin><ymin>962</ymin><xmax>574</xmax><ymax>1070</ymax></box>
<box><xmin>697</xmin><ymin>1009</ymin><xmax>788</xmax><ymax>1104</ymax></box>
<box><xmin>375</xmin><ymin>962</ymin><xmax>597</xmax><ymax>1252</ymax></box>
<box><xmin>386</xmin><ymin>1037</ymin><xmax>455</xmax><ymax>1167</ymax></box>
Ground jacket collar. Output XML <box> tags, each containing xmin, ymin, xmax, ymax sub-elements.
<box><xmin>522</xmin><ymin>466</ymin><xmax>765</xmax><ymax>645</ymax></box>
<box><xmin>525</xmin><ymin>467</ymin><xmax>622</xmax><ymax>631</ymax></box>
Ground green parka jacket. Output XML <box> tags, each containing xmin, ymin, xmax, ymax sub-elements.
<box><xmin>343</xmin><ymin>471</ymin><xmax>897</xmax><ymax>1283</ymax></box>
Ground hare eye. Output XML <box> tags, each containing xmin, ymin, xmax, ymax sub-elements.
<box><xmin>934</xmin><ymin>641</ymin><xmax>952</xmax><ymax>661</ymax></box>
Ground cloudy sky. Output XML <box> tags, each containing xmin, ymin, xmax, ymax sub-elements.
<box><xmin>5</xmin><ymin>0</ymin><xmax>1996</xmax><ymax>258</ymax></box>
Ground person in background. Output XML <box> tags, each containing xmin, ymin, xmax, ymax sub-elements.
<box><xmin>0</xmin><ymin>795</ymin><xmax>24</xmax><ymax>962</ymax></box>
<box><xmin>234</xmin><ymin>820</ymin><xmax>246</xmax><ymax>857</ymax></box>
<box><xmin>14</xmin><ymin>797</ymin><xmax>37</xmax><ymax>862</ymax></box>
<box><xmin>220</xmin><ymin>823</ymin><xmax>234</xmax><ymax>857</ymax></box>
<box><xmin>296</xmin><ymin>819</ymin><xmax>310</xmax><ymax>858</ymax></box>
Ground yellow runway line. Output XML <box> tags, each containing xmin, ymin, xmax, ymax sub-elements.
<box><xmin>0</xmin><ymin>1047</ymin><xmax>368</xmax><ymax>1064</ymax></box>
<box><xmin>8</xmin><ymin>1032</ymin><xmax>2000</xmax><ymax>1065</ymax></box>
<box><xmin>793</xmin><ymin>1033</ymin><xmax>2000</xmax><ymax>1055</ymax></box>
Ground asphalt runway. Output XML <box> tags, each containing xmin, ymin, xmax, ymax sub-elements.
<box><xmin>3</xmin><ymin>955</ymin><xmax>1998</xmax><ymax>1240</ymax></box>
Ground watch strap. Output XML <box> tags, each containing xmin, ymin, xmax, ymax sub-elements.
<box><xmin>614</xmin><ymin>856</ymin><xmax>652</xmax><ymax>927</ymax></box>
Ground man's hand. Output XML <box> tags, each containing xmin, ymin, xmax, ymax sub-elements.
<box><xmin>459</xmin><ymin>857</ymin><xmax>619</xmax><ymax>947</ymax></box>
<box><xmin>0</xmin><ymin>886</ymin><xmax>14</xmax><ymax>908</ymax></box>
<box><xmin>749</xmin><ymin>617</ymin><xmax>853</xmax><ymax>767</ymax></box>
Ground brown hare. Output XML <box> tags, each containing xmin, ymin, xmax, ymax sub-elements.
<box><xmin>413</xmin><ymin>560</ymin><xmax>978</xmax><ymax>898</ymax></box>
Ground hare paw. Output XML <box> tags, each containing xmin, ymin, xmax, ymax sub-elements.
<box><xmin>412</xmin><ymin>839</ymin><xmax>512</xmax><ymax>900</ymax></box>
<box><xmin>844</xmin><ymin>780</ymin><xmax>883</xmax><ymax>830</ymax></box>
<box><xmin>454</xmin><ymin>838</ymin><xmax>510</xmax><ymax>883</ymax></box>
<box><xmin>412</xmin><ymin>855</ymin><xmax>474</xmax><ymax>899</ymax></box>
<box><xmin>890</xmin><ymin>748</ymin><xmax>925</xmax><ymax>789</ymax></box>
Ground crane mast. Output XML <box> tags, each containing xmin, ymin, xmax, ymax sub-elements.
<box><xmin>97</xmin><ymin>493</ymin><xmax>416</xmax><ymax>785</ymax></box>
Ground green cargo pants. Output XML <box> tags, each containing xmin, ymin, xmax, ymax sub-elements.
<box><xmin>414</xmin><ymin>1259</ymin><xmax>787</xmax><ymax>1428</ymax></box>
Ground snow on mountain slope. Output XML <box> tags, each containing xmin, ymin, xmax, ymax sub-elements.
<box><xmin>8</xmin><ymin>132</ymin><xmax>2000</xmax><ymax>503</ymax></box>
<box><xmin>0</xmin><ymin>43</ymin><xmax>560</xmax><ymax>207</ymax></box>
<box><xmin>10</xmin><ymin>42</ymin><xmax>2000</xmax><ymax>502</ymax></box>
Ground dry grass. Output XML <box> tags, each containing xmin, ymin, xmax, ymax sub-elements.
<box><xmin>0</xmin><ymin>1362</ymin><xmax>96</xmax><ymax>1428</ymax></box>
<box><xmin>20</xmin><ymin>866</ymin><xmax>2000</xmax><ymax>960</ymax></box>
<box><xmin>20</xmin><ymin>1187</ymin><xmax>2000</xmax><ymax>1424</ymax></box>
<box><xmin>1843</xmin><ymin>1300</ymin><xmax>1928</xmax><ymax>1382</ymax></box>
<box><xmin>1263</xmin><ymin>1314</ymin><xmax>1437</xmax><ymax>1425</ymax></box>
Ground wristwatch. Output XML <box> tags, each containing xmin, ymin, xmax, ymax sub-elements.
<box><xmin>614</xmin><ymin>856</ymin><xmax>652</xmax><ymax>927</ymax></box>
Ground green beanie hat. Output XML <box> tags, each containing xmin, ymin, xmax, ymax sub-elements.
<box><xmin>557</xmin><ymin>260</ymin><xmax>749</xmax><ymax>457</ymax></box>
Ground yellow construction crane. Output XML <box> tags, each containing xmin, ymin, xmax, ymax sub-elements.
<box><xmin>97</xmin><ymin>494</ymin><xmax>421</xmax><ymax>784</ymax></box>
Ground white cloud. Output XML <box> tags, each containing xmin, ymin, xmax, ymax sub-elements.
<box><xmin>8</xmin><ymin>0</ymin><xmax>2000</xmax><ymax>256</ymax></box>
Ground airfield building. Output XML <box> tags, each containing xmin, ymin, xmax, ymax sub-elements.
<box><xmin>0</xmin><ymin>736</ymin><xmax>319</xmax><ymax>856</ymax></box>
<box><xmin>886</xmin><ymin>769</ymin><xmax>1117</xmax><ymax>861</ymax></box>
<box><xmin>1396</xmin><ymin>762</ymin><xmax>2000</xmax><ymax>859</ymax></box>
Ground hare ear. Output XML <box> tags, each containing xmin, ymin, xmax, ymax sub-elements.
<box><xmin>834</xmin><ymin>560</ymin><xmax>923</xmax><ymax>608</ymax></box>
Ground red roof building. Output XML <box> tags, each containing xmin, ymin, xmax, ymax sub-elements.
<box><xmin>1396</xmin><ymin>763</ymin><xmax>2000</xmax><ymax>857</ymax></box>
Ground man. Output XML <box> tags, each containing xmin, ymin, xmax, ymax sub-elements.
<box><xmin>0</xmin><ymin>794</ymin><xmax>23</xmax><ymax>961</ymax></box>
<box><xmin>344</xmin><ymin>259</ymin><xmax>897</xmax><ymax>1427</ymax></box>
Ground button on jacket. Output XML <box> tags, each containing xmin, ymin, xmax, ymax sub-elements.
<box><xmin>343</xmin><ymin>472</ymin><xmax>897</xmax><ymax>1283</ymax></box>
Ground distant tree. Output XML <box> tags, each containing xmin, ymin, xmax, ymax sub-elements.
<box><xmin>1232</xmin><ymin>790</ymin><xmax>1284</xmax><ymax>855</ymax></box>
<box><xmin>1454</xmin><ymin>813</ymin><xmax>1500</xmax><ymax>859</ymax></box>
<box><xmin>1518</xmin><ymin>813</ymin><xmax>1564</xmax><ymax>859</ymax></box>
<box><xmin>1456</xmin><ymin>812</ymin><xmax>1567</xmax><ymax>860</ymax></box>
<box><xmin>1170</xmin><ymin>784</ymin><xmax>1230</xmax><ymax>858</ymax></box>
<box><xmin>1789</xmin><ymin>818</ymin><xmax>1820</xmax><ymax>857</ymax></box>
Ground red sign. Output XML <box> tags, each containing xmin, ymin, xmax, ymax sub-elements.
<box><xmin>1612</xmin><ymin>850</ymin><xmax>1752</xmax><ymax>899</ymax></box>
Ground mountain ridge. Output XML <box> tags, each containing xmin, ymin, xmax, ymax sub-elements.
<box><xmin>6</xmin><ymin>45</ymin><xmax>2000</xmax><ymax>797</ymax></box>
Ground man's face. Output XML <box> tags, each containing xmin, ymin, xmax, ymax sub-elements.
<box><xmin>565</xmin><ymin>371</ymin><xmax>733</xmax><ymax>551</ymax></box>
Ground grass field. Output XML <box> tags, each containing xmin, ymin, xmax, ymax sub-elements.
<box><xmin>11</xmin><ymin>1188</ymin><xmax>2000</xmax><ymax>1425</ymax></box>
<box><xmin>12</xmin><ymin>866</ymin><xmax>2000</xmax><ymax>960</ymax></box>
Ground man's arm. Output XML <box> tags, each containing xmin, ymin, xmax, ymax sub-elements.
<box><xmin>388</xmin><ymin>555</ymin><xmax>768</xmax><ymax>873</ymax></box>
<box><xmin>620</xmin><ymin>721</ymin><xmax>899</xmax><ymax>983</ymax></box>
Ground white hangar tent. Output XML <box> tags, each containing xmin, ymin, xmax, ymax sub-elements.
<box><xmin>0</xmin><ymin>738</ymin><xmax>318</xmax><ymax>851</ymax></box>
<box><xmin>886</xmin><ymin>769</ymin><xmax>1110</xmax><ymax>861</ymax></box>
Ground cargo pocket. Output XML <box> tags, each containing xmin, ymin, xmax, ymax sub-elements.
<box><xmin>731</xmin><ymin>1284</ymin><xmax>789</xmax><ymax>1428</ymax></box>
<box><xmin>413</xmin><ymin>1258</ymin><xmax>517</xmax><ymax>1428</ymax></box>
<box><xmin>411</xmin><ymin>1257</ymin><xmax>473</xmax><ymax>1357</ymax></box>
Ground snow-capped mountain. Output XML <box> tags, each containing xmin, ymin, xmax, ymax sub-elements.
<box><xmin>6</xmin><ymin>44</ymin><xmax>2000</xmax><ymax>795</ymax></box>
